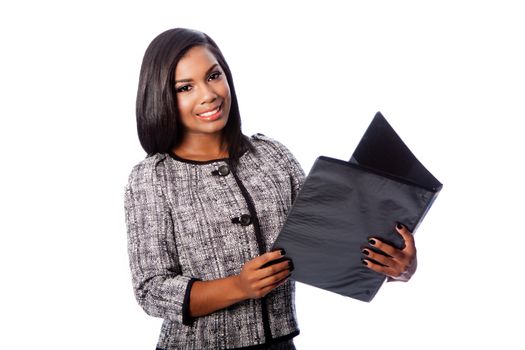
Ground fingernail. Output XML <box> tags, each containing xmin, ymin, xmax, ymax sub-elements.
<box><xmin>361</xmin><ymin>249</ymin><xmax>369</xmax><ymax>256</ymax></box>
<box><xmin>288</xmin><ymin>260</ymin><xmax>295</xmax><ymax>271</ymax></box>
<box><xmin>368</xmin><ymin>239</ymin><xmax>376</xmax><ymax>245</ymax></box>
<box><xmin>280</xmin><ymin>248</ymin><xmax>286</xmax><ymax>256</ymax></box>
<box><xmin>361</xmin><ymin>258</ymin><xmax>368</xmax><ymax>266</ymax></box>
<box><xmin>396</xmin><ymin>223</ymin><xmax>403</xmax><ymax>230</ymax></box>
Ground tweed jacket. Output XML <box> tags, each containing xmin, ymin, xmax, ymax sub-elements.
<box><xmin>124</xmin><ymin>134</ymin><xmax>306</xmax><ymax>349</ymax></box>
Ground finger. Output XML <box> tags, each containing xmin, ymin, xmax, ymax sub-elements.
<box><xmin>395</xmin><ymin>223</ymin><xmax>416</xmax><ymax>254</ymax></box>
<box><xmin>362</xmin><ymin>252</ymin><xmax>409</xmax><ymax>278</ymax></box>
<box><xmin>259</xmin><ymin>259</ymin><xmax>293</xmax><ymax>279</ymax></box>
<box><xmin>361</xmin><ymin>248</ymin><xmax>395</xmax><ymax>268</ymax></box>
<box><xmin>259</xmin><ymin>256</ymin><xmax>288</xmax><ymax>269</ymax></box>
<box><xmin>252</xmin><ymin>250</ymin><xmax>286</xmax><ymax>269</ymax></box>
<box><xmin>269</xmin><ymin>273</ymin><xmax>292</xmax><ymax>289</ymax></box>
<box><xmin>367</xmin><ymin>237</ymin><xmax>399</xmax><ymax>259</ymax></box>
<box><xmin>362</xmin><ymin>258</ymin><xmax>399</xmax><ymax>278</ymax></box>
<box><xmin>256</xmin><ymin>269</ymin><xmax>292</xmax><ymax>290</ymax></box>
<box><xmin>260</xmin><ymin>271</ymin><xmax>292</xmax><ymax>294</ymax></box>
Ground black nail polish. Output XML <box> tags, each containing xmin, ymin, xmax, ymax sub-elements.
<box><xmin>361</xmin><ymin>249</ymin><xmax>369</xmax><ymax>256</ymax></box>
<box><xmin>361</xmin><ymin>258</ymin><xmax>368</xmax><ymax>266</ymax></box>
<box><xmin>396</xmin><ymin>223</ymin><xmax>403</xmax><ymax>230</ymax></box>
<box><xmin>288</xmin><ymin>260</ymin><xmax>295</xmax><ymax>271</ymax></box>
<box><xmin>280</xmin><ymin>248</ymin><xmax>286</xmax><ymax>256</ymax></box>
<box><xmin>368</xmin><ymin>239</ymin><xmax>376</xmax><ymax>245</ymax></box>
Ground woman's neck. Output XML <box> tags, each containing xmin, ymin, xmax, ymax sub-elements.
<box><xmin>172</xmin><ymin>132</ymin><xmax>229</xmax><ymax>161</ymax></box>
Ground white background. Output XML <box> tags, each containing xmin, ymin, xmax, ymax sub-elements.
<box><xmin>1</xmin><ymin>1</ymin><xmax>524</xmax><ymax>349</ymax></box>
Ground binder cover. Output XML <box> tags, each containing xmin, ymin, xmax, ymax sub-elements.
<box><xmin>272</xmin><ymin>112</ymin><xmax>442</xmax><ymax>302</ymax></box>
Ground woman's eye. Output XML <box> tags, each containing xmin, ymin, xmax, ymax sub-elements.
<box><xmin>208</xmin><ymin>71</ymin><xmax>223</xmax><ymax>81</ymax></box>
<box><xmin>176</xmin><ymin>85</ymin><xmax>191</xmax><ymax>93</ymax></box>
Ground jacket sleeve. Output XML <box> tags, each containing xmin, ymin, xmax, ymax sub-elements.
<box><xmin>124</xmin><ymin>157</ymin><xmax>197</xmax><ymax>325</ymax></box>
<box><xmin>253</xmin><ymin>134</ymin><xmax>306</xmax><ymax>203</ymax></box>
<box><xmin>278</xmin><ymin>142</ymin><xmax>306</xmax><ymax>204</ymax></box>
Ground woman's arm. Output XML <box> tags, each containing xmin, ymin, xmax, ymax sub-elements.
<box><xmin>125</xmin><ymin>160</ymin><xmax>196</xmax><ymax>324</ymax></box>
<box><xmin>189</xmin><ymin>251</ymin><xmax>292</xmax><ymax>317</ymax></box>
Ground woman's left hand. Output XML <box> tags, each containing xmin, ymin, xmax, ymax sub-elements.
<box><xmin>361</xmin><ymin>224</ymin><xmax>417</xmax><ymax>282</ymax></box>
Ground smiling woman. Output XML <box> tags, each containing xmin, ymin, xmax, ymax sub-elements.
<box><xmin>125</xmin><ymin>27</ymin><xmax>417</xmax><ymax>350</ymax></box>
<box><xmin>135</xmin><ymin>28</ymin><xmax>247</xmax><ymax>162</ymax></box>
<box><xmin>172</xmin><ymin>46</ymin><xmax>232</xmax><ymax>160</ymax></box>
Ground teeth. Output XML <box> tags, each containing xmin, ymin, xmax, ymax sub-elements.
<box><xmin>198</xmin><ymin>106</ymin><xmax>220</xmax><ymax>117</ymax></box>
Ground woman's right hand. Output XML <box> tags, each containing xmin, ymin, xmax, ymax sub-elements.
<box><xmin>234</xmin><ymin>250</ymin><xmax>293</xmax><ymax>299</ymax></box>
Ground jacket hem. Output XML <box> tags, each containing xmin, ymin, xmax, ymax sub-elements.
<box><xmin>230</xmin><ymin>329</ymin><xmax>300</xmax><ymax>349</ymax></box>
<box><xmin>155</xmin><ymin>329</ymin><xmax>299</xmax><ymax>350</ymax></box>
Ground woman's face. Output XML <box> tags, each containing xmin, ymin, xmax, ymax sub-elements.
<box><xmin>174</xmin><ymin>45</ymin><xmax>231</xmax><ymax>138</ymax></box>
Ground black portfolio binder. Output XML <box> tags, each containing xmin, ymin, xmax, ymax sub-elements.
<box><xmin>272</xmin><ymin>112</ymin><xmax>442</xmax><ymax>302</ymax></box>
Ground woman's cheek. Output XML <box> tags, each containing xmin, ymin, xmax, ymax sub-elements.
<box><xmin>177</xmin><ymin>96</ymin><xmax>194</xmax><ymax>121</ymax></box>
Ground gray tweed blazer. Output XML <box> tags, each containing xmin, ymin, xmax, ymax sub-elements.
<box><xmin>124</xmin><ymin>134</ymin><xmax>305</xmax><ymax>349</ymax></box>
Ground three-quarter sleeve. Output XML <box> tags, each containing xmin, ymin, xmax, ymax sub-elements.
<box><xmin>124</xmin><ymin>158</ymin><xmax>196</xmax><ymax>325</ymax></box>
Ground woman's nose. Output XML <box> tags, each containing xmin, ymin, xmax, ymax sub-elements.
<box><xmin>200</xmin><ymin>84</ymin><xmax>218</xmax><ymax>105</ymax></box>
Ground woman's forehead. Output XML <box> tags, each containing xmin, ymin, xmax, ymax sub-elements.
<box><xmin>175</xmin><ymin>46</ymin><xmax>220</xmax><ymax>79</ymax></box>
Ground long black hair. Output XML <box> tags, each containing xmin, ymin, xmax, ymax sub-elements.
<box><xmin>136</xmin><ymin>28</ymin><xmax>251</xmax><ymax>161</ymax></box>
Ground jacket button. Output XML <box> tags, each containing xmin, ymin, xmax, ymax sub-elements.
<box><xmin>218</xmin><ymin>164</ymin><xmax>230</xmax><ymax>176</ymax></box>
<box><xmin>240</xmin><ymin>214</ymin><xmax>252</xmax><ymax>226</ymax></box>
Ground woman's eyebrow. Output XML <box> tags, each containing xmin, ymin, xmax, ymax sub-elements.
<box><xmin>175</xmin><ymin>63</ymin><xmax>219</xmax><ymax>84</ymax></box>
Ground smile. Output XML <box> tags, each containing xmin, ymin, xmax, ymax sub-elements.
<box><xmin>196</xmin><ymin>103</ymin><xmax>222</xmax><ymax>121</ymax></box>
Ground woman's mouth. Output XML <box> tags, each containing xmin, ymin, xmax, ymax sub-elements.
<box><xmin>196</xmin><ymin>104</ymin><xmax>222</xmax><ymax>121</ymax></box>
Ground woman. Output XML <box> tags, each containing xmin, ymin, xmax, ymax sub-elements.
<box><xmin>125</xmin><ymin>28</ymin><xmax>417</xmax><ymax>350</ymax></box>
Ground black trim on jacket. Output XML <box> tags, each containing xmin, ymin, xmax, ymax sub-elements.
<box><xmin>229</xmin><ymin>162</ymin><xmax>273</xmax><ymax>344</ymax></box>
<box><xmin>181</xmin><ymin>278</ymin><xmax>200</xmax><ymax>326</ymax></box>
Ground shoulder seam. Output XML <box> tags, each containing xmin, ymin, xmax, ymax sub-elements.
<box><xmin>250</xmin><ymin>133</ymin><xmax>287</xmax><ymax>154</ymax></box>
<box><xmin>128</xmin><ymin>153</ymin><xmax>168</xmax><ymax>190</ymax></box>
